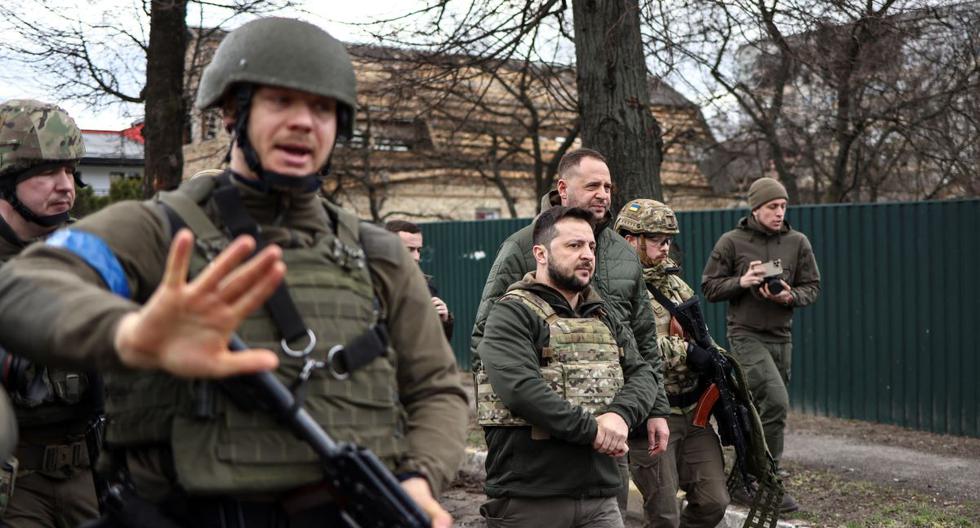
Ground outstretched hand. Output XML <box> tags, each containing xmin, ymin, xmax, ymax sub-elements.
<box><xmin>114</xmin><ymin>229</ymin><xmax>284</xmax><ymax>378</ymax></box>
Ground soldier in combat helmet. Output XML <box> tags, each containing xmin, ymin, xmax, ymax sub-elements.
<box><xmin>0</xmin><ymin>99</ymin><xmax>102</xmax><ymax>527</ymax></box>
<box><xmin>0</xmin><ymin>17</ymin><xmax>467</xmax><ymax>528</ymax></box>
<box><xmin>476</xmin><ymin>206</ymin><xmax>658</xmax><ymax>527</ymax></box>
<box><xmin>614</xmin><ymin>199</ymin><xmax>730</xmax><ymax>527</ymax></box>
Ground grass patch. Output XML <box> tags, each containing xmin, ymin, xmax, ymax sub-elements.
<box><xmin>777</xmin><ymin>462</ymin><xmax>980</xmax><ymax>527</ymax></box>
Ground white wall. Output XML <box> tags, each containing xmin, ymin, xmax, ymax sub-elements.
<box><xmin>77</xmin><ymin>164</ymin><xmax>144</xmax><ymax>196</ymax></box>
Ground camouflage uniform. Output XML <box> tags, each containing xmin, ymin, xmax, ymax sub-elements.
<box><xmin>0</xmin><ymin>100</ymin><xmax>99</xmax><ymax>528</ymax></box>
<box><xmin>0</xmin><ymin>19</ymin><xmax>467</xmax><ymax>528</ymax></box>
<box><xmin>616</xmin><ymin>200</ymin><xmax>729</xmax><ymax>528</ymax></box>
<box><xmin>477</xmin><ymin>273</ymin><xmax>658</xmax><ymax>528</ymax></box>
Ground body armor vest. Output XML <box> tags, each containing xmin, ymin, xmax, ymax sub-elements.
<box><xmin>103</xmin><ymin>178</ymin><xmax>405</xmax><ymax>494</ymax></box>
<box><xmin>476</xmin><ymin>289</ymin><xmax>624</xmax><ymax>427</ymax></box>
<box><xmin>647</xmin><ymin>269</ymin><xmax>701</xmax><ymax>402</ymax></box>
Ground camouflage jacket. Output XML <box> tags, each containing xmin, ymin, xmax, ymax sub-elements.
<box><xmin>701</xmin><ymin>215</ymin><xmax>821</xmax><ymax>342</ymax></box>
<box><xmin>644</xmin><ymin>259</ymin><xmax>705</xmax><ymax>413</ymax></box>
<box><xmin>478</xmin><ymin>274</ymin><xmax>657</xmax><ymax>499</ymax></box>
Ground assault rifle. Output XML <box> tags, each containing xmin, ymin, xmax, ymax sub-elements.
<box><xmin>85</xmin><ymin>375</ymin><xmax>111</xmax><ymax>514</ymax></box>
<box><xmin>647</xmin><ymin>284</ymin><xmax>783</xmax><ymax>528</ymax></box>
<box><xmin>226</xmin><ymin>335</ymin><xmax>430</xmax><ymax>528</ymax></box>
<box><xmin>82</xmin><ymin>337</ymin><xmax>430</xmax><ymax>528</ymax></box>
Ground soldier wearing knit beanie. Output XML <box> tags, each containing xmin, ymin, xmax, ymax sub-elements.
<box><xmin>701</xmin><ymin>174</ymin><xmax>821</xmax><ymax>515</ymax></box>
<box><xmin>747</xmin><ymin>177</ymin><xmax>788</xmax><ymax>210</ymax></box>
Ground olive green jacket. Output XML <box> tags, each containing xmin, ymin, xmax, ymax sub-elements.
<box><xmin>471</xmin><ymin>191</ymin><xmax>669</xmax><ymax>418</ymax></box>
<box><xmin>0</xmin><ymin>214</ymin><xmax>31</xmax><ymax>262</ymax></box>
<box><xmin>479</xmin><ymin>274</ymin><xmax>658</xmax><ymax>498</ymax></box>
<box><xmin>0</xmin><ymin>175</ymin><xmax>468</xmax><ymax>494</ymax></box>
<box><xmin>701</xmin><ymin>215</ymin><xmax>821</xmax><ymax>342</ymax></box>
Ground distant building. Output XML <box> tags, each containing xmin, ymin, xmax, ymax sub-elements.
<box><xmin>183</xmin><ymin>31</ymin><xmax>736</xmax><ymax>220</ymax></box>
<box><xmin>79</xmin><ymin>123</ymin><xmax>145</xmax><ymax>195</ymax></box>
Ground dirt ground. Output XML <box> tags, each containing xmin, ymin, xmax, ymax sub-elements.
<box><xmin>777</xmin><ymin>412</ymin><xmax>980</xmax><ymax>527</ymax></box>
<box><xmin>445</xmin><ymin>410</ymin><xmax>980</xmax><ymax>528</ymax></box>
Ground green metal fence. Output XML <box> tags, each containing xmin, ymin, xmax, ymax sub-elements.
<box><xmin>419</xmin><ymin>199</ymin><xmax>980</xmax><ymax>437</ymax></box>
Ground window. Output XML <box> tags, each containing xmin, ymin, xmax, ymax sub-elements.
<box><xmin>202</xmin><ymin>110</ymin><xmax>220</xmax><ymax>141</ymax></box>
<box><xmin>475</xmin><ymin>207</ymin><xmax>501</xmax><ymax>220</ymax></box>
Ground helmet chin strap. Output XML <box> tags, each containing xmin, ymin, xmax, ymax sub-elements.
<box><xmin>11</xmin><ymin>198</ymin><xmax>68</xmax><ymax>227</ymax></box>
<box><xmin>231</xmin><ymin>85</ymin><xmax>333</xmax><ymax>194</ymax></box>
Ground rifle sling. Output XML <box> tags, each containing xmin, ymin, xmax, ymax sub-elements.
<box><xmin>211</xmin><ymin>175</ymin><xmax>308</xmax><ymax>345</ymax></box>
<box><xmin>646</xmin><ymin>282</ymin><xmax>681</xmax><ymax>318</ymax></box>
<box><xmin>157</xmin><ymin>182</ymin><xmax>390</xmax><ymax>376</ymax></box>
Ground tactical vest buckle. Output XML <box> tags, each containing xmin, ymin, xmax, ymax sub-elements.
<box><xmin>41</xmin><ymin>441</ymin><xmax>87</xmax><ymax>472</ymax></box>
<box><xmin>325</xmin><ymin>345</ymin><xmax>350</xmax><ymax>381</ymax></box>
<box><xmin>281</xmin><ymin>328</ymin><xmax>317</xmax><ymax>358</ymax></box>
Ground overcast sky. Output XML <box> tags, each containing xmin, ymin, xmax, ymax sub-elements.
<box><xmin>0</xmin><ymin>1</ymin><xmax>717</xmax><ymax>133</ymax></box>
<box><xmin>0</xmin><ymin>0</ymin><xmax>425</xmax><ymax>130</ymax></box>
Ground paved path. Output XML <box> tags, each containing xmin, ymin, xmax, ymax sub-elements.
<box><xmin>783</xmin><ymin>430</ymin><xmax>980</xmax><ymax>502</ymax></box>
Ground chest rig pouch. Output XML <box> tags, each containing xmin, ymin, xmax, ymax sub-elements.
<box><xmin>9</xmin><ymin>365</ymin><xmax>91</xmax><ymax>429</ymax></box>
<box><xmin>648</xmin><ymin>273</ymin><xmax>701</xmax><ymax>400</ymax></box>
<box><xmin>476</xmin><ymin>289</ymin><xmax>625</xmax><ymax>427</ymax></box>
<box><xmin>103</xmin><ymin>175</ymin><xmax>405</xmax><ymax>495</ymax></box>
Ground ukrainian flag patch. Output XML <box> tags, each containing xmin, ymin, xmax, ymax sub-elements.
<box><xmin>628</xmin><ymin>202</ymin><xmax>641</xmax><ymax>212</ymax></box>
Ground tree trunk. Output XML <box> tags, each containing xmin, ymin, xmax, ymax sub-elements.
<box><xmin>144</xmin><ymin>0</ymin><xmax>188</xmax><ymax>197</ymax></box>
<box><xmin>571</xmin><ymin>0</ymin><xmax>663</xmax><ymax>215</ymax></box>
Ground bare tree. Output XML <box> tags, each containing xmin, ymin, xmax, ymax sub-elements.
<box><xmin>358</xmin><ymin>0</ymin><xmax>666</xmax><ymax>212</ymax></box>
<box><xmin>0</xmin><ymin>0</ymin><xmax>298</xmax><ymax>197</ymax></box>
<box><xmin>646</xmin><ymin>0</ymin><xmax>979</xmax><ymax>203</ymax></box>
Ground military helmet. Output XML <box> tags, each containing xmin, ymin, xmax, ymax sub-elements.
<box><xmin>195</xmin><ymin>17</ymin><xmax>357</xmax><ymax>139</ymax></box>
<box><xmin>615</xmin><ymin>199</ymin><xmax>680</xmax><ymax>235</ymax></box>
<box><xmin>0</xmin><ymin>99</ymin><xmax>85</xmax><ymax>180</ymax></box>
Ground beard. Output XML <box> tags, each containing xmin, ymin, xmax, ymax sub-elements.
<box><xmin>547</xmin><ymin>255</ymin><xmax>591</xmax><ymax>293</ymax></box>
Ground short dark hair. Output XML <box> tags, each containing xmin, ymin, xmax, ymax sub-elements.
<box><xmin>533</xmin><ymin>206</ymin><xmax>595</xmax><ymax>247</ymax></box>
<box><xmin>384</xmin><ymin>219</ymin><xmax>420</xmax><ymax>234</ymax></box>
<box><xmin>557</xmin><ymin>148</ymin><xmax>607</xmax><ymax>180</ymax></box>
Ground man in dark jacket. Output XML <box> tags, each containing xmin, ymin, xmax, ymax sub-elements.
<box><xmin>385</xmin><ymin>219</ymin><xmax>454</xmax><ymax>340</ymax></box>
<box><xmin>701</xmin><ymin>177</ymin><xmax>821</xmax><ymax>512</ymax></box>
<box><xmin>471</xmin><ymin>148</ymin><xmax>670</xmax><ymax>517</ymax></box>
<box><xmin>477</xmin><ymin>206</ymin><xmax>658</xmax><ymax>527</ymax></box>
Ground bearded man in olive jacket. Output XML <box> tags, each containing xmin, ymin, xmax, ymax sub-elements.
<box><xmin>477</xmin><ymin>206</ymin><xmax>658</xmax><ymax>528</ymax></box>
<box><xmin>472</xmin><ymin>148</ymin><xmax>670</xmax><ymax>517</ymax></box>
<box><xmin>701</xmin><ymin>177</ymin><xmax>820</xmax><ymax>512</ymax></box>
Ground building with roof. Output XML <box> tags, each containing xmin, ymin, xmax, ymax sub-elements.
<box><xmin>79</xmin><ymin>123</ymin><xmax>145</xmax><ymax>196</ymax></box>
<box><xmin>182</xmin><ymin>37</ymin><xmax>735</xmax><ymax>220</ymax></box>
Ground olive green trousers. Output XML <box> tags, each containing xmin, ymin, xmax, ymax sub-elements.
<box><xmin>481</xmin><ymin>495</ymin><xmax>624</xmax><ymax>528</ymax></box>
<box><xmin>628</xmin><ymin>413</ymin><xmax>729</xmax><ymax>528</ymax></box>
<box><xmin>2</xmin><ymin>469</ymin><xmax>99</xmax><ymax>528</ymax></box>
<box><xmin>728</xmin><ymin>335</ymin><xmax>792</xmax><ymax>464</ymax></box>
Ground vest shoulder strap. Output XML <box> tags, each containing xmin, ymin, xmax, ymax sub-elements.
<box><xmin>155</xmin><ymin>181</ymin><xmax>225</xmax><ymax>249</ymax></box>
<box><xmin>501</xmin><ymin>289</ymin><xmax>560</xmax><ymax>325</ymax></box>
<box><xmin>322</xmin><ymin>199</ymin><xmax>361</xmax><ymax>250</ymax></box>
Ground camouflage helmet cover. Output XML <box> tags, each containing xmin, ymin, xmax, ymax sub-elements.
<box><xmin>195</xmin><ymin>17</ymin><xmax>357</xmax><ymax>137</ymax></box>
<box><xmin>614</xmin><ymin>199</ymin><xmax>680</xmax><ymax>235</ymax></box>
<box><xmin>0</xmin><ymin>99</ymin><xmax>85</xmax><ymax>179</ymax></box>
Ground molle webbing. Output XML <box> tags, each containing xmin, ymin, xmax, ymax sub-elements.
<box><xmin>476</xmin><ymin>289</ymin><xmax>624</xmax><ymax>427</ymax></box>
<box><xmin>104</xmin><ymin>180</ymin><xmax>403</xmax><ymax>494</ymax></box>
